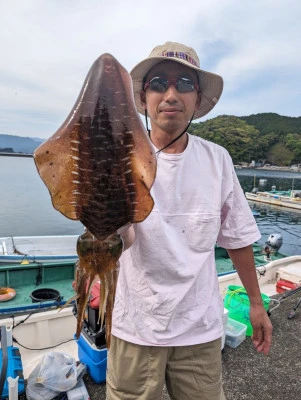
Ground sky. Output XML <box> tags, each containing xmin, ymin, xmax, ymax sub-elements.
<box><xmin>0</xmin><ymin>0</ymin><xmax>300</xmax><ymax>139</ymax></box>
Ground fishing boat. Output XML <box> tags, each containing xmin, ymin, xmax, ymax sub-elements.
<box><xmin>219</xmin><ymin>254</ymin><xmax>301</xmax><ymax>297</ymax></box>
<box><xmin>0</xmin><ymin>221</ymin><xmax>276</xmax><ymax>266</ymax></box>
<box><xmin>0</xmin><ymin>260</ymin><xmax>76</xmax><ymax>314</ymax></box>
<box><xmin>0</xmin><ymin>235</ymin><xmax>79</xmax><ymax>264</ymax></box>
<box><xmin>0</xmin><ymin>234</ymin><xmax>287</xmax><ymax>317</ymax></box>
<box><xmin>0</xmin><ymin>238</ymin><xmax>285</xmax><ymax>315</ymax></box>
<box><xmin>215</xmin><ymin>233</ymin><xmax>287</xmax><ymax>276</ymax></box>
<box><xmin>246</xmin><ymin>189</ymin><xmax>301</xmax><ymax>210</ymax></box>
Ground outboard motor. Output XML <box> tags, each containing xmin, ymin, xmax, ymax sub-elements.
<box><xmin>251</xmin><ymin>187</ymin><xmax>258</xmax><ymax>194</ymax></box>
<box><xmin>259</xmin><ymin>179</ymin><xmax>267</xmax><ymax>188</ymax></box>
<box><xmin>266</xmin><ymin>234</ymin><xmax>283</xmax><ymax>251</ymax></box>
<box><xmin>294</xmin><ymin>191</ymin><xmax>301</xmax><ymax>198</ymax></box>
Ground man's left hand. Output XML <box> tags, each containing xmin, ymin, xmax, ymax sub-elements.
<box><xmin>250</xmin><ymin>305</ymin><xmax>273</xmax><ymax>355</ymax></box>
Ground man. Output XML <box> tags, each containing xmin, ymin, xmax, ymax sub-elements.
<box><xmin>106</xmin><ymin>42</ymin><xmax>272</xmax><ymax>400</ymax></box>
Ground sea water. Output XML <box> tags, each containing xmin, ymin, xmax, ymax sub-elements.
<box><xmin>0</xmin><ymin>156</ymin><xmax>300</xmax><ymax>255</ymax></box>
<box><xmin>0</xmin><ymin>156</ymin><xmax>83</xmax><ymax>236</ymax></box>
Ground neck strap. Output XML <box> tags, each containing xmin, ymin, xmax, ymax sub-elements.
<box><xmin>144</xmin><ymin>110</ymin><xmax>194</xmax><ymax>154</ymax></box>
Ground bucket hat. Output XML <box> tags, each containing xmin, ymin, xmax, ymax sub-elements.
<box><xmin>131</xmin><ymin>41</ymin><xmax>223</xmax><ymax>120</ymax></box>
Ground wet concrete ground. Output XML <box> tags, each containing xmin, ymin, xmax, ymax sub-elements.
<box><xmin>222</xmin><ymin>291</ymin><xmax>301</xmax><ymax>400</ymax></box>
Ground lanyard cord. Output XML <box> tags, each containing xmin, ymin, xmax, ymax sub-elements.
<box><xmin>144</xmin><ymin>110</ymin><xmax>194</xmax><ymax>154</ymax></box>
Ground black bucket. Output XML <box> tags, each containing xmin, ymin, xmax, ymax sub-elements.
<box><xmin>30</xmin><ymin>288</ymin><xmax>61</xmax><ymax>303</ymax></box>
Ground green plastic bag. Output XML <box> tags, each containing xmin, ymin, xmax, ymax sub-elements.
<box><xmin>224</xmin><ymin>285</ymin><xmax>270</xmax><ymax>336</ymax></box>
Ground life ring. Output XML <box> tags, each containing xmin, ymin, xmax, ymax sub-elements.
<box><xmin>0</xmin><ymin>287</ymin><xmax>16</xmax><ymax>302</ymax></box>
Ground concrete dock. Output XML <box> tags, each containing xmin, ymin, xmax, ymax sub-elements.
<box><xmin>20</xmin><ymin>291</ymin><xmax>301</xmax><ymax>399</ymax></box>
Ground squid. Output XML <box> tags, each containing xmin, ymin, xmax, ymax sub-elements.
<box><xmin>34</xmin><ymin>53</ymin><xmax>156</xmax><ymax>347</ymax></box>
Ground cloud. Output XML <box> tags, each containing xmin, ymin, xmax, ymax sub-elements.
<box><xmin>0</xmin><ymin>0</ymin><xmax>300</xmax><ymax>137</ymax></box>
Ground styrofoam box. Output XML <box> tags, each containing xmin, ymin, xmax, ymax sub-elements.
<box><xmin>225</xmin><ymin>318</ymin><xmax>247</xmax><ymax>348</ymax></box>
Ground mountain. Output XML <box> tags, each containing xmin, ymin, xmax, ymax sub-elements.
<box><xmin>190</xmin><ymin>113</ymin><xmax>301</xmax><ymax>165</ymax></box>
<box><xmin>238</xmin><ymin>113</ymin><xmax>301</xmax><ymax>135</ymax></box>
<box><xmin>0</xmin><ymin>134</ymin><xmax>44</xmax><ymax>154</ymax></box>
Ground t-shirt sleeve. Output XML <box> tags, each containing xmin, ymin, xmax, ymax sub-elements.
<box><xmin>217</xmin><ymin>165</ymin><xmax>261</xmax><ymax>249</ymax></box>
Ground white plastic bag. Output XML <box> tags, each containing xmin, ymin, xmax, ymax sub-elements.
<box><xmin>26</xmin><ymin>351</ymin><xmax>78</xmax><ymax>400</ymax></box>
<box><xmin>26</xmin><ymin>363</ymin><xmax>59</xmax><ymax>400</ymax></box>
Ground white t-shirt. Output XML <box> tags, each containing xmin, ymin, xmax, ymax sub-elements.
<box><xmin>112</xmin><ymin>134</ymin><xmax>260</xmax><ymax>346</ymax></box>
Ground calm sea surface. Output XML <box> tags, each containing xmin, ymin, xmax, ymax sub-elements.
<box><xmin>1</xmin><ymin>156</ymin><xmax>301</xmax><ymax>256</ymax></box>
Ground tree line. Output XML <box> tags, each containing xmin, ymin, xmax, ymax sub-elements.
<box><xmin>189</xmin><ymin>113</ymin><xmax>301</xmax><ymax>165</ymax></box>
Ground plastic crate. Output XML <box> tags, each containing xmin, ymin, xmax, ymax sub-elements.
<box><xmin>276</xmin><ymin>279</ymin><xmax>299</xmax><ymax>293</ymax></box>
<box><xmin>76</xmin><ymin>333</ymin><xmax>107</xmax><ymax>383</ymax></box>
<box><xmin>66</xmin><ymin>378</ymin><xmax>89</xmax><ymax>400</ymax></box>
<box><xmin>225</xmin><ymin>318</ymin><xmax>247</xmax><ymax>348</ymax></box>
<box><xmin>0</xmin><ymin>346</ymin><xmax>25</xmax><ymax>398</ymax></box>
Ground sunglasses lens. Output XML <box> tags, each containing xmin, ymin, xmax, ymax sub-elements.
<box><xmin>145</xmin><ymin>77</ymin><xmax>196</xmax><ymax>93</ymax></box>
<box><xmin>149</xmin><ymin>77</ymin><xmax>168</xmax><ymax>92</ymax></box>
<box><xmin>177</xmin><ymin>78</ymin><xmax>195</xmax><ymax>93</ymax></box>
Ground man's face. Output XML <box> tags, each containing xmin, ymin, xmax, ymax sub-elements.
<box><xmin>140</xmin><ymin>60</ymin><xmax>201</xmax><ymax>134</ymax></box>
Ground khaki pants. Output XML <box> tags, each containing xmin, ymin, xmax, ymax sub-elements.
<box><xmin>106</xmin><ymin>335</ymin><xmax>226</xmax><ymax>400</ymax></box>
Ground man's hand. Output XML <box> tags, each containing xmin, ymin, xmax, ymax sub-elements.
<box><xmin>117</xmin><ymin>223</ymin><xmax>135</xmax><ymax>251</ymax></box>
<box><xmin>227</xmin><ymin>246</ymin><xmax>273</xmax><ymax>356</ymax></box>
<box><xmin>250</xmin><ymin>304</ymin><xmax>273</xmax><ymax>355</ymax></box>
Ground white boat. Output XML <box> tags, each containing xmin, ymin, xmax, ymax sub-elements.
<box><xmin>0</xmin><ymin>235</ymin><xmax>78</xmax><ymax>264</ymax></box>
<box><xmin>246</xmin><ymin>190</ymin><xmax>301</xmax><ymax>210</ymax></box>
<box><xmin>219</xmin><ymin>254</ymin><xmax>301</xmax><ymax>297</ymax></box>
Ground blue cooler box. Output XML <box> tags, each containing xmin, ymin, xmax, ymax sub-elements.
<box><xmin>76</xmin><ymin>333</ymin><xmax>107</xmax><ymax>384</ymax></box>
<box><xmin>0</xmin><ymin>346</ymin><xmax>25</xmax><ymax>399</ymax></box>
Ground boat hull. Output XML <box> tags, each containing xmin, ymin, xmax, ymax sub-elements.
<box><xmin>246</xmin><ymin>192</ymin><xmax>301</xmax><ymax>210</ymax></box>
<box><xmin>219</xmin><ymin>255</ymin><xmax>301</xmax><ymax>296</ymax></box>
<box><xmin>0</xmin><ymin>235</ymin><xmax>78</xmax><ymax>264</ymax></box>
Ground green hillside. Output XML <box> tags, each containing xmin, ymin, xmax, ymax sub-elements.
<box><xmin>239</xmin><ymin>113</ymin><xmax>301</xmax><ymax>135</ymax></box>
<box><xmin>190</xmin><ymin>113</ymin><xmax>301</xmax><ymax>165</ymax></box>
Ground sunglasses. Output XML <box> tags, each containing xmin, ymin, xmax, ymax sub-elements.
<box><xmin>143</xmin><ymin>76</ymin><xmax>199</xmax><ymax>93</ymax></box>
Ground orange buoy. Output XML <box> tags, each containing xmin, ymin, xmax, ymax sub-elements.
<box><xmin>0</xmin><ymin>287</ymin><xmax>16</xmax><ymax>302</ymax></box>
